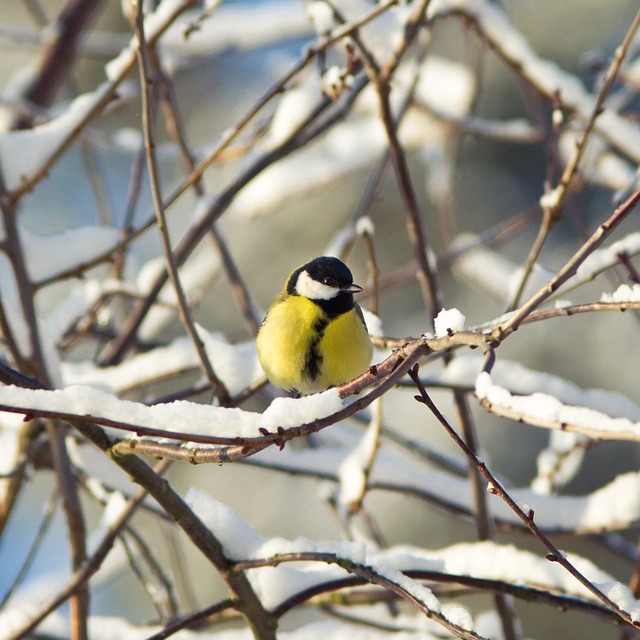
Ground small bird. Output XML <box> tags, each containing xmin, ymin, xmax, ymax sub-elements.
<box><xmin>257</xmin><ymin>256</ymin><xmax>373</xmax><ymax>395</ymax></box>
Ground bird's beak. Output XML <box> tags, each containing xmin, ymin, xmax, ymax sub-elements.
<box><xmin>343</xmin><ymin>283</ymin><xmax>363</xmax><ymax>294</ymax></box>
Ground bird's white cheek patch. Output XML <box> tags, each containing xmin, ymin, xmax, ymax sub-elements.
<box><xmin>295</xmin><ymin>270</ymin><xmax>339</xmax><ymax>300</ymax></box>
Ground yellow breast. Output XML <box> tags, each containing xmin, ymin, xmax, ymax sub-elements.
<box><xmin>256</xmin><ymin>295</ymin><xmax>372</xmax><ymax>394</ymax></box>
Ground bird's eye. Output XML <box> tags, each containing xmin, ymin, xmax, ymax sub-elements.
<box><xmin>323</xmin><ymin>277</ymin><xmax>337</xmax><ymax>287</ymax></box>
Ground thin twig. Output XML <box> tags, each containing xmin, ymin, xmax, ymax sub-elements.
<box><xmin>0</xmin><ymin>487</ymin><xmax>58</xmax><ymax>608</ymax></box>
<box><xmin>152</xmin><ymin>51</ymin><xmax>261</xmax><ymax>337</ymax></box>
<box><xmin>119</xmin><ymin>532</ymin><xmax>174</xmax><ymax>622</ymax></box>
<box><xmin>453</xmin><ymin>386</ymin><xmax>522</xmax><ymax>640</ymax></box>
<box><xmin>134</xmin><ymin>5</ymin><xmax>229</xmax><ymax>404</ymax></box>
<box><xmin>77</xmin><ymin>469</ymin><xmax>180</xmax><ymax>619</ymax></box>
<box><xmin>506</xmin><ymin>9</ymin><xmax>640</xmax><ymax>311</ymax></box>
<box><xmin>44</xmin><ymin>419</ymin><xmax>88</xmax><ymax>640</ymax></box>
<box><xmin>363</xmin><ymin>0</ymin><xmax>443</xmax><ymax>318</ymax></box>
<box><xmin>360</xmin><ymin>225</ymin><xmax>379</xmax><ymax>316</ymax></box>
<box><xmin>239</xmin><ymin>551</ymin><xmax>486</xmax><ymax>639</ymax></box>
<box><xmin>5</xmin><ymin>460</ymin><xmax>171</xmax><ymax>640</ymax></box>
<box><xmin>491</xmin><ymin>186</ymin><xmax>640</xmax><ymax>345</ymax></box>
<box><xmin>408</xmin><ymin>366</ymin><xmax>640</xmax><ymax>630</ymax></box>
<box><xmin>234</xmin><ymin>553</ymin><xmax>625</xmax><ymax>626</ymax></box>
<box><xmin>10</xmin><ymin>0</ymin><xmax>197</xmax><ymax>203</ymax></box>
<box><xmin>143</xmin><ymin>599</ymin><xmax>236</xmax><ymax>640</ymax></box>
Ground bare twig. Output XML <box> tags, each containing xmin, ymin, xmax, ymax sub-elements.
<box><xmin>408</xmin><ymin>366</ymin><xmax>640</xmax><ymax>630</ymax></box>
<box><xmin>45</xmin><ymin>420</ymin><xmax>88</xmax><ymax>640</ymax></box>
<box><xmin>362</xmin><ymin>0</ymin><xmax>443</xmax><ymax>318</ymax></box>
<box><xmin>10</xmin><ymin>0</ymin><xmax>197</xmax><ymax>202</ymax></box>
<box><xmin>134</xmin><ymin>5</ymin><xmax>229</xmax><ymax>404</ymax></box>
<box><xmin>151</xmin><ymin>45</ymin><xmax>261</xmax><ymax>337</ymax></box>
<box><xmin>491</xmin><ymin>186</ymin><xmax>640</xmax><ymax>345</ymax></box>
<box><xmin>13</xmin><ymin>0</ymin><xmax>105</xmax><ymax>127</ymax></box>
<box><xmin>5</xmin><ymin>460</ymin><xmax>170</xmax><ymax>640</ymax></box>
<box><xmin>234</xmin><ymin>553</ymin><xmax>625</xmax><ymax>627</ymax></box>
<box><xmin>0</xmin><ymin>487</ymin><xmax>57</xmax><ymax>607</ymax></box>
<box><xmin>143</xmin><ymin>599</ymin><xmax>236</xmax><ymax>640</ymax></box>
<box><xmin>506</xmin><ymin>8</ymin><xmax>640</xmax><ymax>311</ymax></box>
<box><xmin>239</xmin><ymin>551</ymin><xmax>487</xmax><ymax>639</ymax></box>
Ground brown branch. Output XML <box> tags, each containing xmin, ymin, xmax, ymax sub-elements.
<box><xmin>13</xmin><ymin>0</ymin><xmax>106</xmax><ymax>126</ymax></box>
<box><xmin>134</xmin><ymin>2</ymin><xmax>229</xmax><ymax>405</ymax></box>
<box><xmin>119</xmin><ymin>533</ymin><xmax>173</xmax><ymax>621</ymax></box>
<box><xmin>5</xmin><ymin>460</ymin><xmax>170</xmax><ymax>640</ymax></box>
<box><xmin>238</xmin><ymin>551</ymin><xmax>486</xmax><ymax>639</ymax></box>
<box><xmin>359</xmin><ymin>223</ymin><xmax>380</xmax><ymax>316</ymax></box>
<box><xmin>209</xmin><ymin>226</ymin><xmax>262</xmax><ymax>336</ymax></box>
<box><xmin>233</xmin><ymin>553</ymin><xmax>624</xmax><ymax>627</ymax></box>
<box><xmin>0</xmin><ymin>179</ymin><xmax>50</xmax><ymax>383</ymax></box>
<box><xmin>151</xmin><ymin>40</ymin><xmax>261</xmax><ymax>338</ymax></box>
<box><xmin>0</xmin><ymin>337</ymin><xmax>431</xmax><ymax>453</ymax></box>
<box><xmin>9</xmin><ymin>0</ymin><xmax>198</xmax><ymax>203</ymax></box>
<box><xmin>45</xmin><ymin>419</ymin><xmax>88</xmax><ymax>640</ymax></box>
<box><xmin>408</xmin><ymin>367</ymin><xmax>640</xmax><ymax>630</ymax></box>
<box><xmin>491</xmin><ymin>186</ymin><xmax>640</xmax><ymax>345</ymax></box>
<box><xmin>363</xmin><ymin>0</ymin><xmax>443</xmax><ymax>318</ymax></box>
<box><xmin>453</xmin><ymin>384</ymin><xmax>522</xmax><ymax>639</ymax></box>
<box><xmin>143</xmin><ymin>599</ymin><xmax>236</xmax><ymax>640</ymax></box>
<box><xmin>506</xmin><ymin>8</ymin><xmax>640</xmax><ymax>311</ymax></box>
<box><xmin>103</xmin><ymin>331</ymin><xmax>491</xmax><ymax>461</ymax></box>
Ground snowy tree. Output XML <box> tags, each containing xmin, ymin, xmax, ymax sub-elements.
<box><xmin>1</xmin><ymin>1</ymin><xmax>640</xmax><ymax>639</ymax></box>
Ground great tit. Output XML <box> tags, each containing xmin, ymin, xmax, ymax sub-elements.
<box><xmin>256</xmin><ymin>256</ymin><xmax>373</xmax><ymax>395</ymax></box>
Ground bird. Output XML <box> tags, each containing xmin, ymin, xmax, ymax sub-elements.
<box><xmin>256</xmin><ymin>256</ymin><xmax>373</xmax><ymax>395</ymax></box>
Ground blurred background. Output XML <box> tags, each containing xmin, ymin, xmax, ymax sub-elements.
<box><xmin>1</xmin><ymin>1</ymin><xmax>640</xmax><ymax>638</ymax></box>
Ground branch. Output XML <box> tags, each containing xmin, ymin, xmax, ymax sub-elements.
<box><xmin>361</xmin><ymin>0</ymin><xmax>443</xmax><ymax>318</ymax></box>
<box><xmin>45</xmin><ymin>419</ymin><xmax>88</xmax><ymax>640</ymax></box>
<box><xmin>14</xmin><ymin>0</ymin><xmax>106</xmax><ymax>124</ymax></box>
<box><xmin>5</xmin><ymin>461</ymin><xmax>169</xmax><ymax>640</ymax></box>
<box><xmin>491</xmin><ymin>186</ymin><xmax>640</xmax><ymax>344</ymax></box>
<box><xmin>134</xmin><ymin>1</ymin><xmax>229</xmax><ymax>404</ymax></box>
<box><xmin>239</xmin><ymin>551</ymin><xmax>486</xmax><ymax>639</ymax></box>
<box><xmin>506</xmin><ymin>7</ymin><xmax>640</xmax><ymax>310</ymax></box>
<box><xmin>234</xmin><ymin>553</ymin><xmax>625</xmax><ymax>627</ymax></box>
<box><xmin>9</xmin><ymin>0</ymin><xmax>198</xmax><ymax>202</ymax></box>
<box><xmin>408</xmin><ymin>367</ymin><xmax>640</xmax><ymax>630</ymax></box>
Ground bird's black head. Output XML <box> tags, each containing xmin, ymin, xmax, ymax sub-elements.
<box><xmin>287</xmin><ymin>256</ymin><xmax>362</xmax><ymax>317</ymax></box>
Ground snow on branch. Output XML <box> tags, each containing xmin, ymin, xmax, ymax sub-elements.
<box><xmin>428</xmin><ymin>0</ymin><xmax>640</xmax><ymax>164</ymax></box>
<box><xmin>3</xmin><ymin>0</ymin><xmax>640</xmax><ymax>637</ymax></box>
<box><xmin>0</xmin><ymin>382</ymin><xmax>344</xmax><ymax>443</ymax></box>
<box><xmin>475</xmin><ymin>370</ymin><xmax>640</xmax><ymax>442</ymax></box>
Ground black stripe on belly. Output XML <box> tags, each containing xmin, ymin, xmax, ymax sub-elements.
<box><xmin>303</xmin><ymin>317</ymin><xmax>329</xmax><ymax>383</ymax></box>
